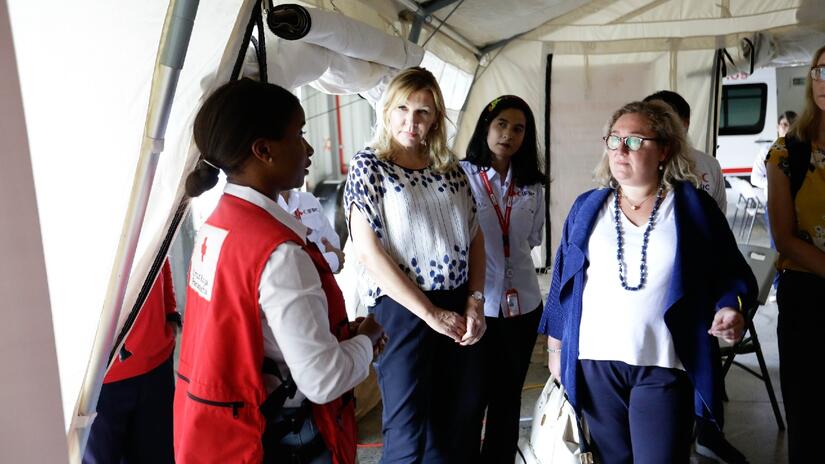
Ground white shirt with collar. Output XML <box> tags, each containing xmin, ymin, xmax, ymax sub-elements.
<box><xmin>459</xmin><ymin>161</ymin><xmax>545</xmax><ymax>318</ymax></box>
<box><xmin>277</xmin><ymin>190</ymin><xmax>342</xmax><ymax>272</ymax></box>
<box><xmin>223</xmin><ymin>183</ymin><xmax>372</xmax><ymax>407</ymax></box>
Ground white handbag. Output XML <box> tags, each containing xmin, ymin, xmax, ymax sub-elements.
<box><xmin>515</xmin><ymin>375</ymin><xmax>595</xmax><ymax>464</ymax></box>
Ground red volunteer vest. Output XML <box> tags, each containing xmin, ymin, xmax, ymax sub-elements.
<box><xmin>173</xmin><ymin>194</ymin><xmax>356</xmax><ymax>464</ymax></box>
<box><xmin>105</xmin><ymin>260</ymin><xmax>177</xmax><ymax>383</ymax></box>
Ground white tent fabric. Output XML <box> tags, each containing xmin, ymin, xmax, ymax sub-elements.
<box><xmin>0</xmin><ymin>1</ymin><xmax>67</xmax><ymax>461</ymax></box>
<box><xmin>5</xmin><ymin>0</ymin><xmax>825</xmax><ymax>461</ymax></box>
<box><xmin>6</xmin><ymin>0</ymin><xmax>424</xmax><ymax>437</ymax></box>
<box><xmin>546</xmin><ymin>50</ymin><xmax>715</xmax><ymax>254</ymax></box>
<box><xmin>301</xmin><ymin>5</ymin><xmax>425</xmax><ymax>69</ymax></box>
<box><xmin>7</xmin><ymin>0</ymin><xmax>244</xmax><ymax>434</ymax></box>
<box><xmin>243</xmin><ymin>5</ymin><xmax>424</xmax><ymax>99</ymax></box>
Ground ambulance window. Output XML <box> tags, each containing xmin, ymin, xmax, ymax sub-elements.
<box><xmin>719</xmin><ymin>83</ymin><xmax>768</xmax><ymax>135</ymax></box>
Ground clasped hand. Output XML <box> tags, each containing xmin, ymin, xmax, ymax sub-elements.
<box><xmin>708</xmin><ymin>307</ymin><xmax>745</xmax><ymax>344</ymax></box>
<box><xmin>425</xmin><ymin>297</ymin><xmax>486</xmax><ymax>346</ymax></box>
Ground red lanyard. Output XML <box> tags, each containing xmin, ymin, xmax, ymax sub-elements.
<box><xmin>479</xmin><ymin>170</ymin><xmax>515</xmax><ymax>258</ymax></box>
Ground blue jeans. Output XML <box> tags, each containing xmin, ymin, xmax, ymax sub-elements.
<box><xmin>83</xmin><ymin>356</ymin><xmax>174</xmax><ymax>464</ymax></box>
<box><xmin>373</xmin><ymin>284</ymin><xmax>484</xmax><ymax>464</ymax></box>
<box><xmin>579</xmin><ymin>360</ymin><xmax>694</xmax><ymax>464</ymax></box>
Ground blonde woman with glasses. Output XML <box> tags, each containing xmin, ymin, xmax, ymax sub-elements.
<box><xmin>540</xmin><ymin>100</ymin><xmax>756</xmax><ymax>463</ymax></box>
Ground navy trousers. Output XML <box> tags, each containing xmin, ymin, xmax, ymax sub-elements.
<box><xmin>579</xmin><ymin>360</ymin><xmax>694</xmax><ymax>464</ymax></box>
<box><xmin>478</xmin><ymin>305</ymin><xmax>541</xmax><ymax>463</ymax></box>
<box><xmin>83</xmin><ymin>356</ymin><xmax>174</xmax><ymax>464</ymax></box>
<box><xmin>777</xmin><ymin>270</ymin><xmax>825</xmax><ymax>463</ymax></box>
<box><xmin>373</xmin><ymin>285</ymin><xmax>485</xmax><ymax>464</ymax></box>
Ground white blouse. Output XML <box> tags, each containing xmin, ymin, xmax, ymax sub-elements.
<box><xmin>460</xmin><ymin>161</ymin><xmax>544</xmax><ymax>317</ymax></box>
<box><xmin>578</xmin><ymin>192</ymin><xmax>684</xmax><ymax>370</ymax></box>
<box><xmin>344</xmin><ymin>149</ymin><xmax>479</xmax><ymax>307</ymax></box>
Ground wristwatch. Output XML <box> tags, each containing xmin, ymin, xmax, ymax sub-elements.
<box><xmin>470</xmin><ymin>290</ymin><xmax>485</xmax><ymax>303</ymax></box>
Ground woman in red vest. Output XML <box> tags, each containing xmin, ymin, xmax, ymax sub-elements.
<box><xmin>175</xmin><ymin>78</ymin><xmax>385</xmax><ymax>464</ymax></box>
<box><xmin>84</xmin><ymin>260</ymin><xmax>178</xmax><ymax>464</ymax></box>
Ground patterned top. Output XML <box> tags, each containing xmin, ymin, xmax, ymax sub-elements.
<box><xmin>765</xmin><ymin>137</ymin><xmax>825</xmax><ymax>271</ymax></box>
<box><xmin>344</xmin><ymin>149</ymin><xmax>480</xmax><ymax>307</ymax></box>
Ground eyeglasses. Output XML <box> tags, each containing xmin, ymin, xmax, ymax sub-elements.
<box><xmin>811</xmin><ymin>66</ymin><xmax>825</xmax><ymax>82</ymax></box>
<box><xmin>603</xmin><ymin>135</ymin><xmax>660</xmax><ymax>151</ymax></box>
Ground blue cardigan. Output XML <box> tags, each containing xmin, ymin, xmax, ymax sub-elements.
<box><xmin>539</xmin><ymin>181</ymin><xmax>757</xmax><ymax>427</ymax></box>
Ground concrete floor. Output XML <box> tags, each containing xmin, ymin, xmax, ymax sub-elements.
<box><xmin>356</xmin><ymin>187</ymin><xmax>788</xmax><ymax>463</ymax></box>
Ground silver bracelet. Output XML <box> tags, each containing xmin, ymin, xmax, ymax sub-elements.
<box><xmin>546</xmin><ymin>346</ymin><xmax>562</xmax><ymax>353</ymax></box>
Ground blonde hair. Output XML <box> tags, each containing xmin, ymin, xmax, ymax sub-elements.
<box><xmin>370</xmin><ymin>67</ymin><xmax>456</xmax><ymax>173</ymax></box>
<box><xmin>788</xmin><ymin>44</ymin><xmax>825</xmax><ymax>143</ymax></box>
<box><xmin>594</xmin><ymin>100</ymin><xmax>699</xmax><ymax>191</ymax></box>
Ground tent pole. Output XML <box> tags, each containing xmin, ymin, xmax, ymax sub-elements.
<box><xmin>65</xmin><ymin>1</ymin><xmax>199</xmax><ymax>462</ymax></box>
<box><xmin>544</xmin><ymin>52</ymin><xmax>553</xmax><ymax>269</ymax></box>
<box><xmin>710</xmin><ymin>49</ymin><xmax>723</xmax><ymax>157</ymax></box>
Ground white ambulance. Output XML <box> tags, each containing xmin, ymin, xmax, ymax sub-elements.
<box><xmin>716</xmin><ymin>65</ymin><xmax>809</xmax><ymax>178</ymax></box>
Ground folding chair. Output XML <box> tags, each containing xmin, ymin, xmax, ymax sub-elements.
<box><xmin>727</xmin><ymin>177</ymin><xmax>752</xmax><ymax>232</ymax></box>
<box><xmin>740</xmin><ymin>196</ymin><xmax>767</xmax><ymax>244</ymax></box>
<box><xmin>719</xmin><ymin>244</ymin><xmax>785</xmax><ymax>430</ymax></box>
<box><xmin>727</xmin><ymin>178</ymin><xmax>767</xmax><ymax>243</ymax></box>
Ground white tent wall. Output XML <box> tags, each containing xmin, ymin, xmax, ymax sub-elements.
<box><xmin>0</xmin><ymin>1</ymin><xmax>68</xmax><ymax>461</ymax></box>
<box><xmin>525</xmin><ymin>0</ymin><xmax>821</xmax><ymax>43</ymax></box>
<box><xmin>453</xmin><ymin>40</ymin><xmax>547</xmax><ymax>157</ymax></box>
<box><xmin>6</xmin><ymin>0</ymin><xmax>247</xmax><ymax>429</ymax></box>
<box><xmin>337</xmin><ymin>93</ymin><xmax>377</xmax><ymax>169</ymax></box>
<box><xmin>544</xmin><ymin>49</ymin><xmax>715</xmax><ymax>254</ymax></box>
<box><xmin>304</xmin><ymin>0</ymin><xmax>479</xmax><ymax>74</ymax></box>
<box><xmin>299</xmin><ymin>88</ymin><xmax>375</xmax><ymax>188</ymax></box>
<box><xmin>303</xmin><ymin>87</ymin><xmax>343</xmax><ymax>186</ymax></box>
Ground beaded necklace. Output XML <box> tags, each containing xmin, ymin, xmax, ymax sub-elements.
<box><xmin>612</xmin><ymin>184</ymin><xmax>665</xmax><ymax>291</ymax></box>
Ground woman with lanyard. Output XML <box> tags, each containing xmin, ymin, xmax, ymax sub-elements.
<box><xmin>540</xmin><ymin>100</ymin><xmax>755</xmax><ymax>463</ymax></box>
<box><xmin>460</xmin><ymin>95</ymin><xmax>547</xmax><ymax>463</ymax></box>
<box><xmin>175</xmin><ymin>78</ymin><xmax>384</xmax><ymax>464</ymax></box>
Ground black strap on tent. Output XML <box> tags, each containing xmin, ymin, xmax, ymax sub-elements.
<box><xmin>786</xmin><ymin>135</ymin><xmax>813</xmax><ymax>200</ymax></box>
<box><xmin>543</xmin><ymin>53</ymin><xmax>553</xmax><ymax>270</ymax></box>
<box><xmin>722</xmin><ymin>49</ymin><xmax>736</xmax><ymax>73</ymax></box>
<box><xmin>109</xmin><ymin>0</ymin><xmax>279</xmax><ymax>369</ymax></box>
<box><xmin>710</xmin><ymin>49</ymin><xmax>724</xmax><ymax>158</ymax></box>
<box><xmin>251</xmin><ymin>6</ymin><xmax>268</xmax><ymax>83</ymax></box>
<box><xmin>230</xmin><ymin>0</ymin><xmax>265</xmax><ymax>81</ymax></box>
<box><xmin>107</xmin><ymin>200</ymin><xmax>189</xmax><ymax>368</ymax></box>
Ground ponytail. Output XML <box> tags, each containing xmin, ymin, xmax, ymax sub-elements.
<box><xmin>185</xmin><ymin>159</ymin><xmax>220</xmax><ymax>198</ymax></box>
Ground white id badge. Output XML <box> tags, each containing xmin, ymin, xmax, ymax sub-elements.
<box><xmin>504</xmin><ymin>288</ymin><xmax>521</xmax><ymax>318</ymax></box>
